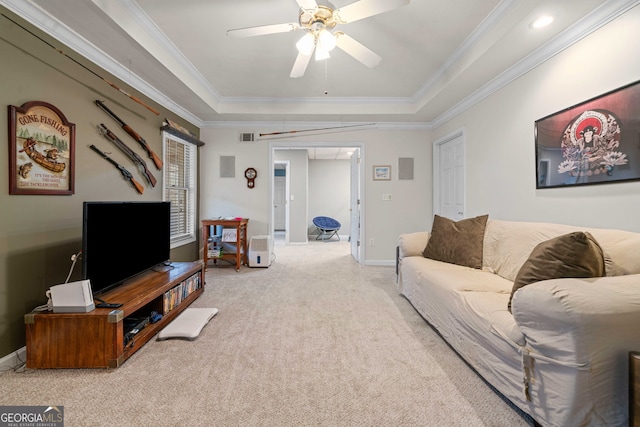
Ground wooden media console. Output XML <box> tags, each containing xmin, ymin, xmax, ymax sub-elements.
<box><xmin>24</xmin><ymin>261</ymin><xmax>204</xmax><ymax>369</ymax></box>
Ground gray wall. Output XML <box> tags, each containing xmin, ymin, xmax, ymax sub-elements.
<box><xmin>0</xmin><ymin>12</ymin><xmax>199</xmax><ymax>358</ymax></box>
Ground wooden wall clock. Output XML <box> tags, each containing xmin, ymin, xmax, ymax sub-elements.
<box><xmin>244</xmin><ymin>167</ymin><xmax>257</xmax><ymax>188</ymax></box>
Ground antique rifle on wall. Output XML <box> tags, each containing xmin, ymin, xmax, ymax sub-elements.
<box><xmin>89</xmin><ymin>145</ymin><xmax>144</xmax><ymax>194</ymax></box>
<box><xmin>97</xmin><ymin>124</ymin><xmax>157</xmax><ymax>187</ymax></box>
<box><xmin>95</xmin><ymin>100</ymin><xmax>163</xmax><ymax>170</ymax></box>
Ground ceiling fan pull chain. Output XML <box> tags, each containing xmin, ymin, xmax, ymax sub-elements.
<box><xmin>324</xmin><ymin>60</ymin><xmax>329</xmax><ymax>95</ymax></box>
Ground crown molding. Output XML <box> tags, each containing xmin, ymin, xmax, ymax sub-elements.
<box><xmin>200</xmin><ymin>120</ymin><xmax>432</xmax><ymax>131</ymax></box>
<box><xmin>412</xmin><ymin>0</ymin><xmax>520</xmax><ymax>105</ymax></box>
<box><xmin>2</xmin><ymin>0</ymin><xmax>638</xmax><ymax>129</ymax></box>
<box><xmin>430</xmin><ymin>0</ymin><xmax>640</xmax><ymax>128</ymax></box>
<box><xmin>0</xmin><ymin>0</ymin><xmax>204</xmax><ymax>125</ymax></box>
<box><xmin>91</xmin><ymin>0</ymin><xmax>223</xmax><ymax>112</ymax></box>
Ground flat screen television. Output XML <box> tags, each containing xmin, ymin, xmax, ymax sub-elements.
<box><xmin>82</xmin><ymin>201</ymin><xmax>171</xmax><ymax>295</ymax></box>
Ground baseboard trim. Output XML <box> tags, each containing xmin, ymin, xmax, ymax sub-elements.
<box><xmin>364</xmin><ymin>260</ymin><xmax>395</xmax><ymax>267</ymax></box>
<box><xmin>0</xmin><ymin>346</ymin><xmax>26</xmax><ymax>371</ymax></box>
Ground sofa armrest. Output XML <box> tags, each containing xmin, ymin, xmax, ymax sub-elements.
<box><xmin>512</xmin><ymin>275</ymin><xmax>640</xmax><ymax>421</ymax></box>
<box><xmin>513</xmin><ymin>275</ymin><xmax>640</xmax><ymax>353</ymax></box>
<box><xmin>397</xmin><ymin>231</ymin><xmax>430</xmax><ymax>260</ymax></box>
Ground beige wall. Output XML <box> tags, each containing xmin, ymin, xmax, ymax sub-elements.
<box><xmin>0</xmin><ymin>13</ymin><xmax>199</xmax><ymax>358</ymax></box>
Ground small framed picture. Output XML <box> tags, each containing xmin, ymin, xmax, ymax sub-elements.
<box><xmin>373</xmin><ymin>165</ymin><xmax>391</xmax><ymax>181</ymax></box>
<box><xmin>221</xmin><ymin>228</ymin><xmax>237</xmax><ymax>242</ymax></box>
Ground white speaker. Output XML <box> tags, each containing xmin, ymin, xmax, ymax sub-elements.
<box><xmin>248</xmin><ymin>235</ymin><xmax>273</xmax><ymax>267</ymax></box>
<box><xmin>48</xmin><ymin>280</ymin><xmax>95</xmax><ymax>313</ymax></box>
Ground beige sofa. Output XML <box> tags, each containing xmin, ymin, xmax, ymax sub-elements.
<box><xmin>397</xmin><ymin>217</ymin><xmax>640</xmax><ymax>427</ymax></box>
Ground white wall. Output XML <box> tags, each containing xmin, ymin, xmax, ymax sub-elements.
<box><xmin>199</xmin><ymin>127</ymin><xmax>432</xmax><ymax>263</ymax></box>
<box><xmin>308</xmin><ymin>159</ymin><xmax>351</xmax><ymax>237</ymax></box>
<box><xmin>433</xmin><ymin>6</ymin><xmax>640</xmax><ymax>232</ymax></box>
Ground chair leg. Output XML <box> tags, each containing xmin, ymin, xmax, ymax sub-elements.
<box><xmin>315</xmin><ymin>227</ymin><xmax>340</xmax><ymax>241</ymax></box>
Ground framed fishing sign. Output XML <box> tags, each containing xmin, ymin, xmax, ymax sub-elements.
<box><xmin>8</xmin><ymin>101</ymin><xmax>75</xmax><ymax>195</ymax></box>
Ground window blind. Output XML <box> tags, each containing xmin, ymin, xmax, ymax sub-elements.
<box><xmin>163</xmin><ymin>132</ymin><xmax>197</xmax><ymax>248</ymax></box>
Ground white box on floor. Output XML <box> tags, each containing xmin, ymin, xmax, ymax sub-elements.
<box><xmin>248</xmin><ymin>235</ymin><xmax>273</xmax><ymax>267</ymax></box>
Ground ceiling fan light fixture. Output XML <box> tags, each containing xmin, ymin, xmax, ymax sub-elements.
<box><xmin>317</xmin><ymin>29</ymin><xmax>336</xmax><ymax>52</ymax></box>
<box><xmin>296</xmin><ymin>32</ymin><xmax>315</xmax><ymax>55</ymax></box>
<box><xmin>228</xmin><ymin>0</ymin><xmax>409</xmax><ymax>78</ymax></box>
<box><xmin>315</xmin><ymin>46</ymin><xmax>331</xmax><ymax>61</ymax></box>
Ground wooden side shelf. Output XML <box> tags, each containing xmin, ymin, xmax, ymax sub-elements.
<box><xmin>202</xmin><ymin>218</ymin><xmax>248</xmax><ymax>271</ymax></box>
<box><xmin>24</xmin><ymin>261</ymin><xmax>204</xmax><ymax>369</ymax></box>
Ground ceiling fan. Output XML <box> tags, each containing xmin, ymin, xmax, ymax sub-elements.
<box><xmin>226</xmin><ymin>0</ymin><xmax>410</xmax><ymax>78</ymax></box>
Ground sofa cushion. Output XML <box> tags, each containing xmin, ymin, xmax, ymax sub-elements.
<box><xmin>483</xmin><ymin>220</ymin><xmax>578</xmax><ymax>282</ymax></box>
<box><xmin>423</xmin><ymin>214</ymin><xmax>488</xmax><ymax>269</ymax></box>
<box><xmin>508</xmin><ymin>231</ymin><xmax>605</xmax><ymax>312</ymax></box>
<box><xmin>584</xmin><ymin>227</ymin><xmax>640</xmax><ymax>276</ymax></box>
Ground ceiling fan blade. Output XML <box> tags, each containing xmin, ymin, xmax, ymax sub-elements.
<box><xmin>296</xmin><ymin>0</ymin><xmax>318</xmax><ymax>10</ymax></box>
<box><xmin>335</xmin><ymin>0</ymin><xmax>409</xmax><ymax>23</ymax></box>
<box><xmin>335</xmin><ymin>32</ymin><xmax>381</xmax><ymax>68</ymax></box>
<box><xmin>227</xmin><ymin>22</ymin><xmax>299</xmax><ymax>38</ymax></box>
<box><xmin>290</xmin><ymin>50</ymin><xmax>313</xmax><ymax>78</ymax></box>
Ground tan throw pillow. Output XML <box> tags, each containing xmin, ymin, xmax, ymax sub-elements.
<box><xmin>508</xmin><ymin>231</ymin><xmax>605</xmax><ymax>312</ymax></box>
<box><xmin>423</xmin><ymin>214</ymin><xmax>489</xmax><ymax>269</ymax></box>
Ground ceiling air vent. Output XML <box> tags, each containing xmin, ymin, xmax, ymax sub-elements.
<box><xmin>239</xmin><ymin>132</ymin><xmax>255</xmax><ymax>142</ymax></box>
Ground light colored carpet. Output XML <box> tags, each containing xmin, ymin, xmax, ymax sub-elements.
<box><xmin>0</xmin><ymin>239</ymin><xmax>533</xmax><ymax>426</ymax></box>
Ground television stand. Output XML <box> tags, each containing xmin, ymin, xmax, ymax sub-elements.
<box><xmin>24</xmin><ymin>261</ymin><xmax>204</xmax><ymax>369</ymax></box>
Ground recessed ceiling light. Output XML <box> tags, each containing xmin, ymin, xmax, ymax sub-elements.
<box><xmin>532</xmin><ymin>15</ymin><xmax>554</xmax><ymax>29</ymax></box>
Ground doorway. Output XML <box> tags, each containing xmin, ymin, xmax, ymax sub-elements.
<box><xmin>273</xmin><ymin>160</ymin><xmax>289</xmax><ymax>242</ymax></box>
<box><xmin>269</xmin><ymin>142</ymin><xmax>364</xmax><ymax>263</ymax></box>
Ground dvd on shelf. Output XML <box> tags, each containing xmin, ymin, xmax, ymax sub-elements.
<box><xmin>163</xmin><ymin>273</ymin><xmax>201</xmax><ymax>313</ymax></box>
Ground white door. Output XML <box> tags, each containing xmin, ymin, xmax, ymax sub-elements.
<box><xmin>350</xmin><ymin>149</ymin><xmax>360</xmax><ymax>262</ymax></box>
<box><xmin>274</xmin><ymin>175</ymin><xmax>286</xmax><ymax>230</ymax></box>
<box><xmin>435</xmin><ymin>133</ymin><xmax>465</xmax><ymax>220</ymax></box>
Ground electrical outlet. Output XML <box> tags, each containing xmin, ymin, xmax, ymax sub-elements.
<box><xmin>369</xmin><ymin>238</ymin><xmax>375</xmax><ymax>246</ymax></box>
<box><xmin>382</xmin><ymin>194</ymin><xmax>392</xmax><ymax>201</ymax></box>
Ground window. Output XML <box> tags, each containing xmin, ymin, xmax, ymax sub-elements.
<box><xmin>163</xmin><ymin>131</ymin><xmax>197</xmax><ymax>248</ymax></box>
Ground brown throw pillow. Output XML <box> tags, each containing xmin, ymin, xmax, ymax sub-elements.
<box><xmin>423</xmin><ymin>214</ymin><xmax>488</xmax><ymax>269</ymax></box>
<box><xmin>508</xmin><ymin>231</ymin><xmax>605</xmax><ymax>312</ymax></box>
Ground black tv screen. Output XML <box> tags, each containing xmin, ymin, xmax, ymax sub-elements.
<box><xmin>82</xmin><ymin>201</ymin><xmax>171</xmax><ymax>295</ymax></box>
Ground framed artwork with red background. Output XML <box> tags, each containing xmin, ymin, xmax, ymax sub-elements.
<box><xmin>535</xmin><ymin>80</ymin><xmax>640</xmax><ymax>189</ymax></box>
